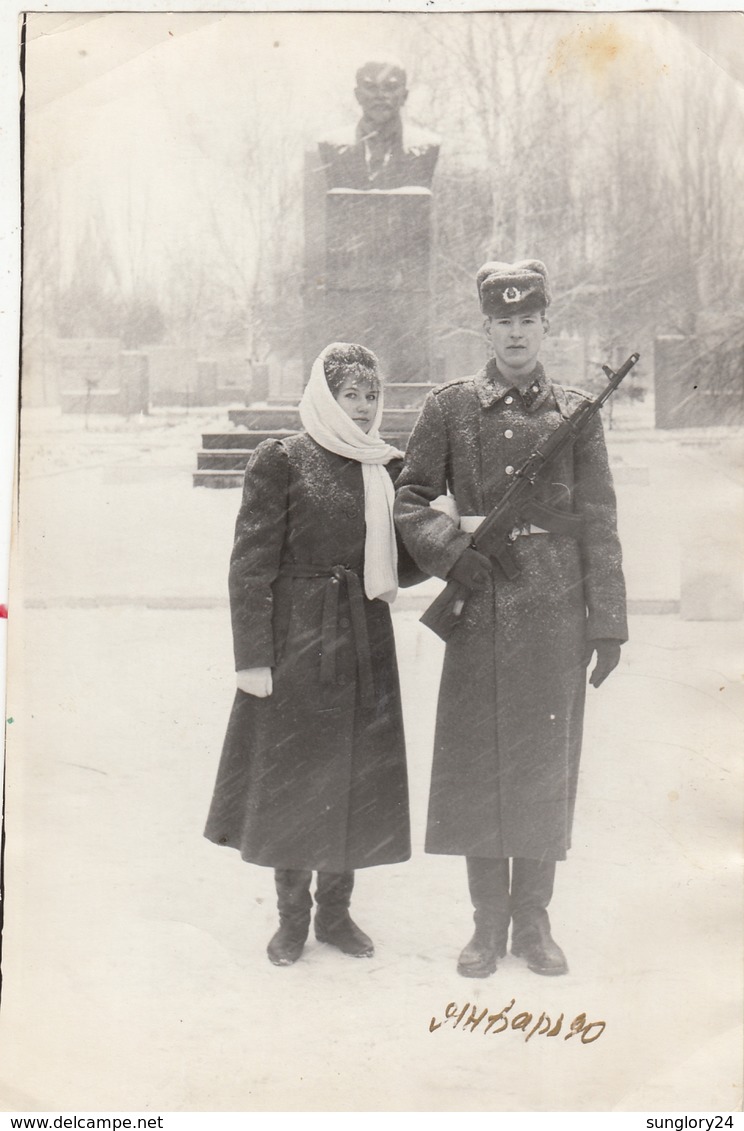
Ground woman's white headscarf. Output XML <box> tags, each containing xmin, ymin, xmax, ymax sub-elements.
<box><xmin>299</xmin><ymin>343</ymin><xmax>402</xmax><ymax>604</ymax></box>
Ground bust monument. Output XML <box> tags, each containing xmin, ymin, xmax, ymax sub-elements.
<box><xmin>318</xmin><ymin>59</ymin><xmax>440</xmax><ymax>190</ymax></box>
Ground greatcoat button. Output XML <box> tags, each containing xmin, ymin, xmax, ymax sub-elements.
<box><xmin>505</xmin><ymin>465</ymin><xmax>515</xmax><ymax>475</ymax></box>
<box><xmin>504</xmin><ymin>429</ymin><xmax>513</xmax><ymax>438</ymax></box>
<box><xmin>339</xmin><ymin>617</ymin><xmax>350</xmax><ymax>629</ymax></box>
<box><xmin>531</xmin><ymin>384</ymin><xmax>539</xmax><ymax>393</ymax></box>
<box><xmin>345</xmin><ymin>506</ymin><xmax>358</xmax><ymax>517</ymax></box>
<box><xmin>505</xmin><ymin>396</ymin><xmax>514</xmax><ymax>404</ymax></box>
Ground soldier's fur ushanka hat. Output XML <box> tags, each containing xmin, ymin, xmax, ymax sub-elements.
<box><xmin>477</xmin><ymin>259</ymin><xmax>551</xmax><ymax>317</ymax></box>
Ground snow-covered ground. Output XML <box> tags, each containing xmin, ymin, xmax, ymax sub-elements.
<box><xmin>1</xmin><ymin>408</ymin><xmax>742</xmax><ymax>1111</ymax></box>
<box><xmin>15</xmin><ymin>406</ymin><xmax>744</xmax><ymax>611</ymax></box>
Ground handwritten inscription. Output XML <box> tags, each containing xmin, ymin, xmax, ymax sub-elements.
<box><xmin>429</xmin><ymin>999</ymin><xmax>606</xmax><ymax>1045</ymax></box>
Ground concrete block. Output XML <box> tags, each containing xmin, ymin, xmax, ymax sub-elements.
<box><xmin>120</xmin><ymin>352</ymin><xmax>149</xmax><ymax>415</ymax></box>
<box><xmin>55</xmin><ymin>337</ymin><xmax>122</xmax><ymax>393</ymax></box>
<box><xmin>655</xmin><ymin>335</ymin><xmax>744</xmax><ymax>429</ymax></box>
<box><xmin>146</xmin><ymin>346</ymin><xmax>198</xmax><ymax>407</ymax></box>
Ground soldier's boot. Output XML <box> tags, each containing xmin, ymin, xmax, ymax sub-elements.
<box><xmin>457</xmin><ymin>857</ymin><xmax>511</xmax><ymax>979</ymax></box>
<box><xmin>314</xmin><ymin>871</ymin><xmax>374</xmax><ymax>958</ymax></box>
<box><xmin>266</xmin><ymin>869</ymin><xmax>313</xmax><ymax>966</ymax></box>
<box><xmin>510</xmin><ymin>857</ymin><xmax>568</xmax><ymax>976</ymax></box>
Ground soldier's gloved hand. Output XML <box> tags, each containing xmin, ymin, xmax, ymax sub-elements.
<box><xmin>583</xmin><ymin>639</ymin><xmax>622</xmax><ymax>688</ymax></box>
<box><xmin>447</xmin><ymin>547</ymin><xmax>492</xmax><ymax>590</ymax></box>
<box><xmin>236</xmin><ymin>667</ymin><xmax>273</xmax><ymax>697</ymax></box>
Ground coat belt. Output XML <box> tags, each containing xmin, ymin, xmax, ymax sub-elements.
<box><xmin>278</xmin><ymin>563</ymin><xmax>375</xmax><ymax>709</ymax></box>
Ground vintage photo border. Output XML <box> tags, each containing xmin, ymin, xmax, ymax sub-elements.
<box><xmin>1</xmin><ymin>0</ymin><xmax>742</xmax><ymax>1122</ymax></box>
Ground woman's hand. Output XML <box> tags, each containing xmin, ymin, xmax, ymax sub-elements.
<box><xmin>236</xmin><ymin>667</ymin><xmax>273</xmax><ymax>697</ymax></box>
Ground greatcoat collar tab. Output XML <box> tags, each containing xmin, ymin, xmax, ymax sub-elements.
<box><xmin>475</xmin><ymin>359</ymin><xmax>551</xmax><ymax>413</ymax></box>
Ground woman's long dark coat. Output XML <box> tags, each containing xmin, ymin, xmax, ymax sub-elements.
<box><xmin>204</xmin><ymin>432</ymin><xmax>412</xmax><ymax>872</ymax></box>
<box><xmin>395</xmin><ymin>361</ymin><xmax>628</xmax><ymax>862</ymax></box>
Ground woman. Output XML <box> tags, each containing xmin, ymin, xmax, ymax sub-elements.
<box><xmin>204</xmin><ymin>342</ymin><xmax>417</xmax><ymax>967</ymax></box>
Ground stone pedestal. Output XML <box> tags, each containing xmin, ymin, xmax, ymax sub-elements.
<box><xmin>305</xmin><ymin>186</ymin><xmax>433</xmax><ymax>384</ymax></box>
<box><xmin>195</xmin><ymin>159</ymin><xmax>438</xmax><ymax>487</ymax></box>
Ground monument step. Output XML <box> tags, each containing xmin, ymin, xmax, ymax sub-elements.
<box><xmin>201</xmin><ymin>429</ymin><xmax>411</xmax><ymax>452</ymax></box>
<box><xmin>228</xmin><ymin>407</ymin><xmax>301</xmax><ymax>429</ymax></box>
<box><xmin>202</xmin><ymin>430</ymin><xmax>300</xmax><ymax>450</ymax></box>
<box><xmin>228</xmin><ymin>406</ymin><xmax>423</xmax><ymax>430</ymax></box>
<box><xmin>195</xmin><ymin>428</ymin><xmax>412</xmax><ymax>484</ymax></box>
<box><xmin>193</xmin><ymin>469</ymin><xmax>246</xmax><ymax>489</ymax></box>
<box><xmin>197</xmin><ymin>450</ymin><xmax>253</xmax><ymax>471</ymax></box>
<box><xmin>199</xmin><ymin>429</ymin><xmax>404</xmax><ymax>456</ymax></box>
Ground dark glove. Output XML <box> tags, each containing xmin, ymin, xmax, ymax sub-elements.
<box><xmin>583</xmin><ymin>639</ymin><xmax>622</xmax><ymax>688</ymax></box>
<box><xmin>447</xmin><ymin>547</ymin><xmax>492</xmax><ymax>590</ymax></box>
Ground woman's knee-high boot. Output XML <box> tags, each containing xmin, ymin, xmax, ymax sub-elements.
<box><xmin>314</xmin><ymin>871</ymin><xmax>374</xmax><ymax>958</ymax></box>
<box><xmin>267</xmin><ymin>869</ymin><xmax>313</xmax><ymax>966</ymax></box>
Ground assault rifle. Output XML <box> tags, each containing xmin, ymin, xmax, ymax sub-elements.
<box><xmin>419</xmin><ymin>352</ymin><xmax>640</xmax><ymax>642</ymax></box>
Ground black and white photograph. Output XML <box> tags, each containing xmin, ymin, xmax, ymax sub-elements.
<box><xmin>1</xmin><ymin>6</ymin><xmax>743</xmax><ymax>1117</ymax></box>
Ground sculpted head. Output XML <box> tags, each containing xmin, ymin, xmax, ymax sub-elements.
<box><xmin>355</xmin><ymin>59</ymin><xmax>408</xmax><ymax>125</ymax></box>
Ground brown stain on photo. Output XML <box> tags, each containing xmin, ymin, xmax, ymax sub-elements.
<box><xmin>548</xmin><ymin>21</ymin><xmax>666</xmax><ymax>91</ymax></box>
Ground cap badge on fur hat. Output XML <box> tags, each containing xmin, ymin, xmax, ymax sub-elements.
<box><xmin>503</xmin><ymin>286</ymin><xmax>522</xmax><ymax>303</ymax></box>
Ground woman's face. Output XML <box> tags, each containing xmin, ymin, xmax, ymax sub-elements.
<box><xmin>333</xmin><ymin>373</ymin><xmax>379</xmax><ymax>433</ymax></box>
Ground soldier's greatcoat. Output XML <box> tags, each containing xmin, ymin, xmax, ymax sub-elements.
<box><xmin>395</xmin><ymin>360</ymin><xmax>628</xmax><ymax>861</ymax></box>
<box><xmin>204</xmin><ymin>433</ymin><xmax>412</xmax><ymax>873</ymax></box>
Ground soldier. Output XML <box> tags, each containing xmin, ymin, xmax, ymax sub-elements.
<box><xmin>395</xmin><ymin>260</ymin><xmax>628</xmax><ymax>978</ymax></box>
<box><xmin>318</xmin><ymin>58</ymin><xmax>439</xmax><ymax>190</ymax></box>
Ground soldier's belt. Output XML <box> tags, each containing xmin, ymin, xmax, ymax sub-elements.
<box><xmin>460</xmin><ymin>501</ymin><xmax>584</xmax><ymax>540</ymax></box>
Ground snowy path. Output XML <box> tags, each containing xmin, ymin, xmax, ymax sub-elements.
<box><xmin>1</xmin><ymin>607</ymin><xmax>741</xmax><ymax>1111</ymax></box>
<box><xmin>2</xmin><ymin>411</ymin><xmax>741</xmax><ymax>1110</ymax></box>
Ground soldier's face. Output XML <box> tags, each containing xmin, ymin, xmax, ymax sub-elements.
<box><xmin>486</xmin><ymin>311</ymin><xmax>547</xmax><ymax>381</ymax></box>
<box><xmin>355</xmin><ymin>63</ymin><xmax>408</xmax><ymax>124</ymax></box>
<box><xmin>333</xmin><ymin>374</ymin><xmax>379</xmax><ymax>433</ymax></box>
